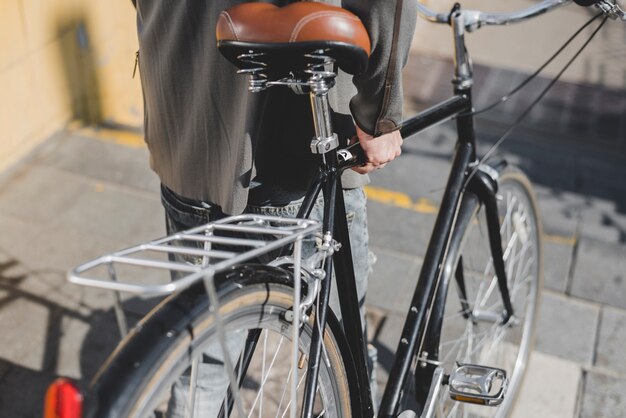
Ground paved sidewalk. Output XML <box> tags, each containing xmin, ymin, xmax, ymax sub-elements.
<box><xmin>0</xmin><ymin>58</ymin><xmax>625</xmax><ymax>415</ymax></box>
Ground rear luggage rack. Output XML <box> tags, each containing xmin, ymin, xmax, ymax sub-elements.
<box><xmin>68</xmin><ymin>214</ymin><xmax>321</xmax><ymax>297</ymax></box>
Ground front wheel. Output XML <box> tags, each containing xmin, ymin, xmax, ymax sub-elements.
<box><xmin>86</xmin><ymin>266</ymin><xmax>352</xmax><ymax>418</ymax></box>
<box><xmin>435</xmin><ymin>166</ymin><xmax>542</xmax><ymax>417</ymax></box>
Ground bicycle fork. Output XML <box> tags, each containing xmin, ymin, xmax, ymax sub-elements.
<box><xmin>465</xmin><ymin>164</ymin><xmax>515</xmax><ymax>325</ymax></box>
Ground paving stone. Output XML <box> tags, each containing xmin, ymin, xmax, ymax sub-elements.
<box><xmin>54</xmin><ymin>315</ymin><xmax>93</xmax><ymax>380</ymax></box>
<box><xmin>0</xmin><ymin>297</ymin><xmax>49</xmax><ymax>371</ymax></box>
<box><xmin>54</xmin><ymin>183</ymin><xmax>163</xmax><ymax>243</ymax></box>
<box><xmin>41</xmin><ymin>133</ymin><xmax>159</xmax><ymax>193</ymax></box>
<box><xmin>510</xmin><ymin>351</ymin><xmax>581</xmax><ymax>418</ymax></box>
<box><xmin>0</xmin><ymin>214</ymin><xmax>151</xmax><ymax>315</ymax></box>
<box><xmin>570</xmin><ymin>238</ymin><xmax>626</xmax><ymax>310</ymax></box>
<box><xmin>577</xmin><ymin>159</ymin><xmax>626</xmax><ymax>221</ymax></box>
<box><xmin>0</xmin><ymin>165</ymin><xmax>92</xmax><ymax>225</ymax></box>
<box><xmin>0</xmin><ymin>213</ymin><xmax>123</xmax><ymax>275</ymax></box>
<box><xmin>532</xmin><ymin>184</ymin><xmax>582</xmax><ymax>239</ymax></box>
<box><xmin>367</xmin><ymin>202</ymin><xmax>435</xmax><ymax>259</ymax></box>
<box><xmin>595</xmin><ymin>306</ymin><xmax>626</xmax><ymax>376</ymax></box>
<box><xmin>578</xmin><ymin>197</ymin><xmax>626</xmax><ymax>245</ymax></box>
<box><xmin>534</xmin><ymin>292</ymin><xmax>599</xmax><ymax>366</ymax></box>
<box><xmin>366</xmin><ymin>248</ymin><xmax>421</xmax><ymax>315</ymax></box>
<box><xmin>367</xmin><ymin>310</ymin><xmax>406</xmax><ymax>387</ymax></box>
<box><xmin>543</xmin><ymin>240</ymin><xmax>574</xmax><ymax>293</ymax></box>
<box><xmin>579</xmin><ymin>372</ymin><xmax>626</xmax><ymax>418</ymax></box>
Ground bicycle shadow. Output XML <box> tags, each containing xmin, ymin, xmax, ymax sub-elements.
<box><xmin>78</xmin><ymin>297</ymin><xmax>164</xmax><ymax>385</ymax></box>
<box><xmin>0</xmin><ymin>256</ymin><xmax>162</xmax><ymax>417</ymax></box>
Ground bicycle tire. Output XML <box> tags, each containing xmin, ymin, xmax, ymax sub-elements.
<box><xmin>431</xmin><ymin>165</ymin><xmax>542</xmax><ymax>417</ymax></box>
<box><xmin>85</xmin><ymin>265</ymin><xmax>353</xmax><ymax>418</ymax></box>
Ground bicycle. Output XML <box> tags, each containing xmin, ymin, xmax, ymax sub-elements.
<box><xmin>45</xmin><ymin>0</ymin><xmax>625</xmax><ymax>417</ymax></box>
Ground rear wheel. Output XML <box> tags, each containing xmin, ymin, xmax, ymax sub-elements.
<box><xmin>436</xmin><ymin>167</ymin><xmax>542</xmax><ymax>417</ymax></box>
<box><xmin>88</xmin><ymin>269</ymin><xmax>352</xmax><ymax>418</ymax></box>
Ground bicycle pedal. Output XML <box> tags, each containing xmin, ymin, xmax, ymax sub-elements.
<box><xmin>448</xmin><ymin>363</ymin><xmax>507</xmax><ymax>406</ymax></box>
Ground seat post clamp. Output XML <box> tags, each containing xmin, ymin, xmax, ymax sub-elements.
<box><xmin>310</xmin><ymin>133</ymin><xmax>339</xmax><ymax>154</ymax></box>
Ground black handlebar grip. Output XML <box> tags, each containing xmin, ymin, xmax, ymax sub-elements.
<box><xmin>573</xmin><ymin>0</ymin><xmax>601</xmax><ymax>6</ymax></box>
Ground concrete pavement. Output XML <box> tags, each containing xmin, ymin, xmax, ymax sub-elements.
<box><xmin>0</xmin><ymin>60</ymin><xmax>625</xmax><ymax>416</ymax></box>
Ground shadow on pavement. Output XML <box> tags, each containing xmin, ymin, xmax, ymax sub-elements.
<box><xmin>0</xmin><ymin>257</ymin><xmax>161</xmax><ymax>417</ymax></box>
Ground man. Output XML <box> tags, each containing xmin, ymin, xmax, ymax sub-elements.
<box><xmin>132</xmin><ymin>0</ymin><xmax>416</xmax><ymax>413</ymax></box>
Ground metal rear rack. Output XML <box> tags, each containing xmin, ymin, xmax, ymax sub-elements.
<box><xmin>70</xmin><ymin>214</ymin><xmax>322</xmax><ymax>409</ymax></box>
<box><xmin>69</xmin><ymin>214</ymin><xmax>321</xmax><ymax>339</ymax></box>
<box><xmin>69</xmin><ymin>214</ymin><xmax>321</xmax><ymax>297</ymax></box>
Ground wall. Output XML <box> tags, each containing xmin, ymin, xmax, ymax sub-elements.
<box><xmin>0</xmin><ymin>0</ymin><xmax>142</xmax><ymax>172</ymax></box>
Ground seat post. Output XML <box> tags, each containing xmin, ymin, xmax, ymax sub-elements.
<box><xmin>308</xmin><ymin>71</ymin><xmax>339</xmax><ymax>156</ymax></box>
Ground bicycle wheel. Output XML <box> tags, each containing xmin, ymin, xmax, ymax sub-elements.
<box><xmin>436</xmin><ymin>166</ymin><xmax>542</xmax><ymax>417</ymax></box>
<box><xmin>87</xmin><ymin>265</ymin><xmax>352</xmax><ymax>418</ymax></box>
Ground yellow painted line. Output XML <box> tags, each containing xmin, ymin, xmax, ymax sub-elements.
<box><xmin>69</xmin><ymin>124</ymin><xmax>146</xmax><ymax>149</ymax></box>
<box><xmin>364</xmin><ymin>185</ymin><xmax>438</xmax><ymax>214</ymax></box>
<box><xmin>365</xmin><ymin>185</ymin><xmax>577</xmax><ymax>246</ymax></box>
<box><xmin>543</xmin><ymin>233</ymin><xmax>577</xmax><ymax>246</ymax></box>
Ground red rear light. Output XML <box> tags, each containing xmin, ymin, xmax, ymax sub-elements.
<box><xmin>44</xmin><ymin>378</ymin><xmax>83</xmax><ymax>418</ymax></box>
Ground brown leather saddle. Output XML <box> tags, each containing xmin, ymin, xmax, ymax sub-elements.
<box><xmin>216</xmin><ymin>2</ymin><xmax>371</xmax><ymax>76</ymax></box>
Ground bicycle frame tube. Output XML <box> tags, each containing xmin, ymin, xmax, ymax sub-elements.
<box><xmin>297</xmin><ymin>74</ymin><xmax>375</xmax><ymax>416</ymax></box>
<box><xmin>299</xmin><ymin>15</ymin><xmax>488</xmax><ymax>414</ymax></box>
<box><xmin>399</xmin><ymin>95</ymin><xmax>471</xmax><ymax>139</ymax></box>
<box><xmin>330</xmin><ymin>173</ymin><xmax>376</xmax><ymax>417</ymax></box>
<box><xmin>378</xmin><ymin>133</ymin><xmax>475</xmax><ymax>417</ymax></box>
<box><xmin>296</xmin><ymin>159</ymin><xmax>375</xmax><ymax>417</ymax></box>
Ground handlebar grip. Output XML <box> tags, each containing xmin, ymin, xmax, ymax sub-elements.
<box><xmin>573</xmin><ymin>0</ymin><xmax>601</xmax><ymax>6</ymax></box>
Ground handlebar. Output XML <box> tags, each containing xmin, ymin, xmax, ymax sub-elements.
<box><xmin>417</xmin><ymin>0</ymin><xmax>572</xmax><ymax>31</ymax></box>
<box><xmin>417</xmin><ymin>0</ymin><xmax>625</xmax><ymax>31</ymax></box>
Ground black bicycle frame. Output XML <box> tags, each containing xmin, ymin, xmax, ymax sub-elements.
<box><xmin>377</xmin><ymin>90</ymin><xmax>476</xmax><ymax>417</ymax></box>
<box><xmin>268</xmin><ymin>78</ymin><xmax>520</xmax><ymax>418</ymax></box>
<box><xmin>292</xmin><ymin>84</ymin><xmax>484</xmax><ymax>418</ymax></box>
<box><xmin>295</xmin><ymin>148</ymin><xmax>375</xmax><ymax>418</ymax></box>
<box><xmin>280</xmin><ymin>21</ymin><xmax>521</xmax><ymax>415</ymax></box>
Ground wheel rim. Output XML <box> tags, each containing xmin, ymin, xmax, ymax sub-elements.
<box><xmin>133</xmin><ymin>291</ymin><xmax>348</xmax><ymax>418</ymax></box>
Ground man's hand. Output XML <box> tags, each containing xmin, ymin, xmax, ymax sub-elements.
<box><xmin>351</xmin><ymin>125</ymin><xmax>403</xmax><ymax>174</ymax></box>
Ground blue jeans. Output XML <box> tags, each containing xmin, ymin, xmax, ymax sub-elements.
<box><xmin>160</xmin><ymin>185</ymin><xmax>375</xmax><ymax>416</ymax></box>
<box><xmin>161</xmin><ymin>185</ymin><xmax>372</xmax><ymax>318</ymax></box>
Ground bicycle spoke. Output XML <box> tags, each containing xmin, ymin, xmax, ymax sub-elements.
<box><xmin>258</xmin><ymin>329</ymin><xmax>269</xmax><ymax>418</ymax></box>
<box><xmin>247</xmin><ymin>335</ymin><xmax>286</xmax><ymax>414</ymax></box>
<box><xmin>187</xmin><ymin>356</ymin><xmax>199</xmax><ymax>417</ymax></box>
<box><xmin>279</xmin><ymin>369</ymin><xmax>309</xmax><ymax>418</ymax></box>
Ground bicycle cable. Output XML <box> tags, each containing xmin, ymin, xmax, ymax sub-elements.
<box><xmin>460</xmin><ymin>12</ymin><xmax>604</xmax><ymax>118</ymax></box>
<box><xmin>464</xmin><ymin>13</ymin><xmax>609</xmax><ymax>188</ymax></box>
